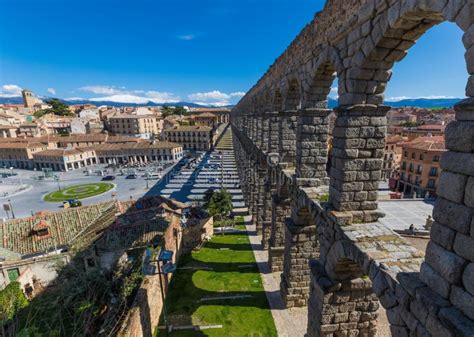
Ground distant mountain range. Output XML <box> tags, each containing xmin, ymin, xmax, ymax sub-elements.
<box><xmin>0</xmin><ymin>96</ymin><xmax>463</xmax><ymax>109</ymax></box>
<box><xmin>0</xmin><ymin>96</ymin><xmax>233</xmax><ymax>108</ymax></box>
<box><xmin>327</xmin><ymin>97</ymin><xmax>462</xmax><ymax>109</ymax></box>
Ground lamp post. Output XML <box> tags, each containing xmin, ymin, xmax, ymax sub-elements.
<box><xmin>54</xmin><ymin>174</ymin><xmax>61</xmax><ymax>191</ymax></box>
<box><xmin>8</xmin><ymin>199</ymin><xmax>15</xmax><ymax>219</ymax></box>
<box><xmin>157</xmin><ymin>249</ymin><xmax>175</xmax><ymax>337</ymax></box>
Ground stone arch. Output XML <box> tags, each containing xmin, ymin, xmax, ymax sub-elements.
<box><xmin>272</xmin><ymin>88</ymin><xmax>284</xmax><ymax>111</ymax></box>
<box><xmin>303</xmin><ymin>47</ymin><xmax>344</xmax><ymax>109</ymax></box>
<box><xmin>306</xmin><ymin>238</ymin><xmax>411</xmax><ymax>336</ymax></box>
<box><xmin>340</xmin><ymin>0</ymin><xmax>472</xmax><ymax>105</ymax></box>
<box><xmin>283</xmin><ymin>77</ymin><xmax>302</xmax><ymax>110</ymax></box>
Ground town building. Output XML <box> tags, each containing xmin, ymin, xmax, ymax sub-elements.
<box><xmin>108</xmin><ymin>114</ymin><xmax>158</xmax><ymax>139</ymax></box>
<box><xmin>32</xmin><ymin>148</ymin><xmax>97</xmax><ymax>171</ymax></box>
<box><xmin>397</xmin><ymin>135</ymin><xmax>446</xmax><ymax>198</ymax></box>
<box><xmin>162</xmin><ymin>125</ymin><xmax>215</xmax><ymax>150</ymax></box>
<box><xmin>93</xmin><ymin>141</ymin><xmax>183</xmax><ymax>165</ymax></box>
<box><xmin>0</xmin><ymin>125</ymin><xmax>18</xmax><ymax>138</ymax></box>
<box><xmin>400</xmin><ymin>124</ymin><xmax>446</xmax><ymax>141</ymax></box>
<box><xmin>193</xmin><ymin>112</ymin><xmax>219</xmax><ymax>128</ymax></box>
<box><xmin>19</xmin><ymin>123</ymin><xmax>42</xmax><ymax>137</ymax></box>
<box><xmin>382</xmin><ymin>134</ymin><xmax>405</xmax><ymax>180</ymax></box>
<box><xmin>190</xmin><ymin>107</ymin><xmax>230</xmax><ymax>123</ymax></box>
<box><xmin>21</xmin><ymin>89</ymin><xmax>36</xmax><ymax>108</ymax></box>
<box><xmin>0</xmin><ymin>142</ymin><xmax>48</xmax><ymax>169</ymax></box>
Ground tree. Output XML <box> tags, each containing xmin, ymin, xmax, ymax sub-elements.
<box><xmin>203</xmin><ymin>189</ymin><xmax>233</xmax><ymax>234</ymax></box>
<box><xmin>34</xmin><ymin>99</ymin><xmax>73</xmax><ymax>118</ymax></box>
<box><xmin>0</xmin><ymin>281</ymin><xmax>28</xmax><ymax>334</ymax></box>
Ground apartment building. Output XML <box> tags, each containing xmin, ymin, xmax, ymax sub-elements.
<box><xmin>193</xmin><ymin>112</ymin><xmax>219</xmax><ymax>128</ymax></box>
<box><xmin>32</xmin><ymin>148</ymin><xmax>98</xmax><ymax>172</ymax></box>
<box><xmin>382</xmin><ymin>135</ymin><xmax>405</xmax><ymax>180</ymax></box>
<box><xmin>397</xmin><ymin>135</ymin><xmax>446</xmax><ymax>198</ymax></box>
<box><xmin>0</xmin><ymin>142</ymin><xmax>48</xmax><ymax>169</ymax></box>
<box><xmin>94</xmin><ymin>141</ymin><xmax>183</xmax><ymax>165</ymax></box>
<box><xmin>162</xmin><ymin>125</ymin><xmax>215</xmax><ymax>150</ymax></box>
<box><xmin>108</xmin><ymin>114</ymin><xmax>158</xmax><ymax>139</ymax></box>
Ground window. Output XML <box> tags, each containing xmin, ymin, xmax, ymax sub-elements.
<box><xmin>411</xmin><ymin>152</ymin><xmax>415</xmax><ymax>159</ymax></box>
<box><xmin>409</xmin><ymin>163</ymin><xmax>414</xmax><ymax>172</ymax></box>
<box><xmin>404</xmin><ymin>151</ymin><xmax>408</xmax><ymax>157</ymax></box>
<box><xmin>415</xmin><ymin>176</ymin><xmax>421</xmax><ymax>186</ymax></box>
<box><xmin>402</xmin><ymin>162</ymin><xmax>406</xmax><ymax>170</ymax></box>
<box><xmin>416</xmin><ymin>165</ymin><xmax>423</xmax><ymax>174</ymax></box>
<box><xmin>7</xmin><ymin>268</ymin><xmax>20</xmax><ymax>282</ymax></box>
<box><xmin>427</xmin><ymin>179</ymin><xmax>436</xmax><ymax>188</ymax></box>
<box><xmin>429</xmin><ymin>167</ymin><xmax>438</xmax><ymax>177</ymax></box>
<box><xmin>419</xmin><ymin>154</ymin><xmax>424</xmax><ymax>160</ymax></box>
<box><xmin>433</xmin><ymin>155</ymin><xmax>440</xmax><ymax>162</ymax></box>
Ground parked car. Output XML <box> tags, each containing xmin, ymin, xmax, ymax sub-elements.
<box><xmin>125</xmin><ymin>174</ymin><xmax>137</xmax><ymax>179</ymax></box>
<box><xmin>102</xmin><ymin>175</ymin><xmax>116</xmax><ymax>181</ymax></box>
<box><xmin>63</xmin><ymin>199</ymin><xmax>82</xmax><ymax>208</ymax></box>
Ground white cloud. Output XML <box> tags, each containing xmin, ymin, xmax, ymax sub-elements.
<box><xmin>80</xmin><ymin>85</ymin><xmax>121</xmax><ymax>95</ymax></box>
<box><xmin>79</xmin><ymin>85</ymin><xmax>180</xmax><ymax>104</ymax></box>
<box><xmin>0</xmin><ymin>84</ymin><xmax>22</xmax><ymax>97</ymax></box>
<box><xmin>193</xmin><ymin>101</ymin><xmax>231</xmax><ymax>107</ymax></box>
<box><xmin>188</xmin><ymin>90</ymin><xmax>230</xmax><ymax>102</ymax></box>
<box><xmin>65</xmin><ymin>97</ymin><xmax>83</xmax><ymax>101</ymax></box>
<box><xmin>178</xmin><ymin>34</ymin><xmax>196</xmax><ymax>41</ymax></box>
<box><xmin>188</xmin><ymin>90</ymin><xmax>245</xmax><ymax>106</ymax></box>
<box><xmin>47</xmin><ymin>88</ymin><xmax>56</xmax><ymax>95</ymax></box>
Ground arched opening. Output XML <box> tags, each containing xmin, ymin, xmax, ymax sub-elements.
<box><xmin>304</xmin><ymin>62</ymin><xmax>337</xmax><ymax>109</ymax></box>
<box><xmin>284</xmin><ymin>78</ymin><xmax>302</xmax><ymax>111</ymax></box>
<box><xmin>272</xmin><ymin>89</ymin><xmax>283</xmax><ymax>111</ymax></box>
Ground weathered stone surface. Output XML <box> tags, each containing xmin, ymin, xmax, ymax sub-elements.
<box><xmin>440</xmin><ymin>151</ymin><xmax>474</xmax><ymax>177</ymax></box>
<box><xmin>445</xmin><ymin>121</ymin><xmax>474</xmax><ymax>153</ymax></box>
<box><xmin>430</xmin><ymin>221</ymin><xmax>456</xmax><ymax>251</ymax></box>
<box><xmin>451</xmin><ymin>285</ymin><xmax>474</xmax><ymax>320</ymax></box>
<box><xmin>425</xmin><ymin>241</ymin><xmax>467</xmax><ymax>284</ymax></box>
<box><xmin>465</xmin><ymin>177</ymin><xmax>474</xmax><ymax>208</ymax></box>
<box><xmin>453</xmin><ymin>232</ymin><xmax>474</xmax><ymax>261</ymax></box>
<box><xmin>432</xmin><ymin>197</ymin><xmax>473</xmax><ymax>234</ymax></box>
<box><xmin>420</xmin><ymin>262</ymin><xmax>451</xmax><ymax>299</ymax></box>
<box><xmin>463</xmin><ymin>263</ymin><xmax>474</xmax><ymax>296</ymax></box>
<box><xmin>437</xmin><ymin>171</ymin><xmax>468</xmax><ymax>204</ymax></box>
<box><xmin>439</xmin><ymin>307</ymin><xmax>474</xmax><ymax>336</ymax></box>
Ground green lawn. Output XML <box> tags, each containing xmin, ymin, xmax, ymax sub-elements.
<box><xmin>43</xmin><ymin>183</ymin><xmax>114</xmax><ymax>202</ymax></box>
<box><xmin>157</xmin><ymin>220</ymin><xmax>277</xmax><ymax>337</ymax></box>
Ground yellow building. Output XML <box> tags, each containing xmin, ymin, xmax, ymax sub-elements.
<box><xmin>162</xmin><ymin>125</ymin><xmax>215</xmax><ymax>150</ymax></box>
<box><xmin>397</xmin><ymin>135</ymin><xmax>446</xmax><ymax>198</ymax></box>
<box><xmin>0</xmin><ymin>142</ymin><xmax>48</xmax><ymax>169</ymax></box>
<box><xmin>93</xmin><ymin>141</ymin><xmax>183</xmax><ymax>165</ymax></box>
<box><xmin>108</xmin><ymin>114</ymin><xmax>158</xmax><ymax>139</ymax></box>
<box><xmin>32</xmin><ymin>148</ymin><xmax>98</xmax><ymax>172</ymax></box>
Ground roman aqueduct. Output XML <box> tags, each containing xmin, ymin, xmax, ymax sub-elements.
<box><xmin>230</xmin><ymin>0</ymin><xmax>474</xmax><ymax>335</ymax></box>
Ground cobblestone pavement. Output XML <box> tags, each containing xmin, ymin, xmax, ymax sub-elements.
<box><xmin>245</xmin><ymin>220</ymin><xmax>308</xmax><ymax>337</ymax></box>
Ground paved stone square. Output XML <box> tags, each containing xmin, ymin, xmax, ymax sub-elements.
<box><xmin>378</xmin><ymin>199</ymin><xmax>434</xmax><ymax>231</ymax></box>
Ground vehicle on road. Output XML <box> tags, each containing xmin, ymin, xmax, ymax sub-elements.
<box><xmin>102</xmin><ymin>175</ymin><xmax>116</xmax><ymax>181</ymax></box>
<box><xmin>145</xmin><ymin>172</ymin><xmax>162</xmax><ymax>180</ymax></box>
<box><xmin>63</xmin><ymin>199</ymin><xmax>82</xmax><ymax>208</ymax></box>
<box><xmin>125</xmin><ymin>174</ymin><xmax>137</xmax><ymax>179</ymax></box>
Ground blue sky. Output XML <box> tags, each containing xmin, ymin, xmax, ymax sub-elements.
<box><xmin>0</xmin><ymin>0</ymin><xmax>467</xmax><ymax>106</ymax></box>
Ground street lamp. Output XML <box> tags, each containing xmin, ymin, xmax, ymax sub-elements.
<box><xmin>157</xmin><ymin>249</ymin><xmax>176</xmax><ymax>337</ymax></box>
<box><xmin>54</xmin><ymin>174</ymin><xmax>61</xmax><ymax>191</ymax></box>
<box><xmin>8</xmin><ymin>199</ymin><xmax>15</xmax><ymax>219</ymax></box>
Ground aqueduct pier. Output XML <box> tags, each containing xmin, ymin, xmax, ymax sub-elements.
<box><xmin>231</xmin><ymin>0</ymin><xmax>474</xmax><ymax>336</ymax></box>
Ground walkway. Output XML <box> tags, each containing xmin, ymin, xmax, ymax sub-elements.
<box><xmin>245</xmin><ymin>219</ymin><xmax>308</xmax><ymax>337</ymax></box>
